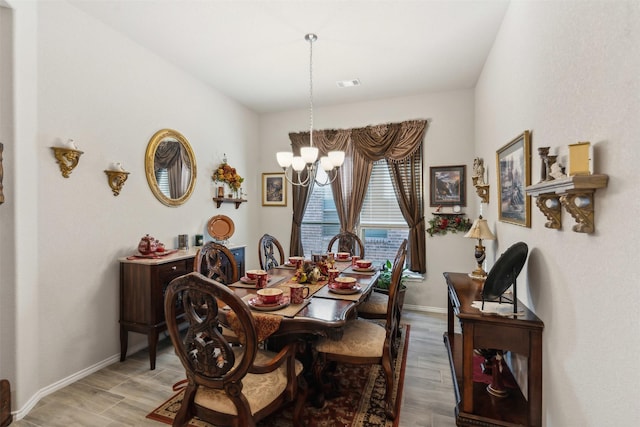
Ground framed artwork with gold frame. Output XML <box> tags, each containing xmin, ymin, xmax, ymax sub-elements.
<box><xmin>262</xmin><ymin>172</ymin><xmax>287</xmax><ymax>206</ymax></box>
<box><xmin>496</xmin><ymin>130</ymin><xmax>531</xmax><ymax>227</ymax></box>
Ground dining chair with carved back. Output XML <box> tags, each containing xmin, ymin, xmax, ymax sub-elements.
<box><xmin>357</xmin><ymin>240</ymin><xmax>408</xmax><ymax>349</ymax></box>
<box><xmin>194</xmin><ymin>241</ymin><xmax>239</xmax><ymax>285</ymax></box>
<box><xmin>326</xmin><ymin>231</ymin><xmax>365</xmax><ymax>258</ymax></box>
<box><xmin>312</xmin><ymin>239</ymin><xmax>407</xmax><ymax>420</ymax></box>
<box><xmin>164</xmin><ymin>272</ymin><xmax>307</xmax><ymax>427</ymax></box>
<box><xmin>258</xmin><ymin>233</ymin><xmax>285</xmax><ymax>271</ymax></box>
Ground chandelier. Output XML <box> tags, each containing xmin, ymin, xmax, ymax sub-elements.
<box><xmin>276</xmin><ymin>33</ymin><xmax>345</xmax><ymax>187</ymax></box>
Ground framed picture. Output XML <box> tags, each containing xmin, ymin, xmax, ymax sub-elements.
<box><xmin>262</xmin><ymin>172</ymin><xmax>287</xmax><ymax>206</ymax></box>
<box><xmin>430</xmin><ymin>165</ymin><xmax>466</xmax><ymax>207</ymax></box>
<box><xmin>496</xmin><ymin>130</ymin><xmax>531</xmax><ymax>227</ymax></box>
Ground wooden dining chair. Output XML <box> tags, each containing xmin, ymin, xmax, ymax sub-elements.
<box><xmin>258</xmin><ymin>233</ymin><xmax>285</xmax><ymax>270</ymax></box>
<box><xmin>313</xmin><ymin>239</ymin><xmax>407</xmax><ymax>420</ymax></box>
<box><xmin>194</xmin><ymin>241</ymin><xmax>239</xmax><ymax>284</ymax></box>
<box><xmin>164</xmin><ymin>272</ymin><xmax>307</xmax><ymax>427</ymax></box>
<box><xmin>357</xmin><ymin>240</ymin><xmax>408</xmax><ymax>346</ymax></box>
<box><xmin>327</xmin><ymin>231</ymin><xmax>365</xmax><ymax>258</ymax></box>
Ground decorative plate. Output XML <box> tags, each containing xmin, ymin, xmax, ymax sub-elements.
<box><xmin>453</xmin><ymin>205</ymin><xmax>461</xmax><ymax>213</ymax></box>
<box><xmin>482</xmin><ymin>242</ymin><xmax>529</xmax><ymax>301</ymax></box>
<box><xmin>207</xmin><ymin>215</ymin><xmax>235</xmax><ymax>240</ymax></box>
<box><xmin>248</xmin><ymin>296</ymin><xmax>290</xmax><ymax>311</ymax></box>
<box><xmin>328</xmin><ymin>283</ymin><xmax>362</xmax><ymax>295</ymax></box>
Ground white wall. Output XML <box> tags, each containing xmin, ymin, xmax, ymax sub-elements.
<box><xmin>475</xmin><ymin>1</ymin><xmax>640</xmax><ymax>426</ymax></box>
<box><xmin>259</xmin><ymin>89</ymin><xmax>476</xmax><ymax>311</ymax></box>
<box><xmin>3</xmin><ymin>0</ymin><xmax>261</xmax><ymax>415</ymax></box>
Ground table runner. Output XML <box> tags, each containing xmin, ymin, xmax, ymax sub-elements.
<box><xmin>224</xmin><ymin>294</ymin><xmax>310</xmax><ymax>343</ymax></box>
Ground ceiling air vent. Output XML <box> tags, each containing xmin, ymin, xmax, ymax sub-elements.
<box><xmin>336</xmin><ymin>79</ymin><xmax>361</xmax><ymax>88</ymax></box>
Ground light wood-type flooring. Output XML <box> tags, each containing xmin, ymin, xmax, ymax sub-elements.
<box><xmin>11</xmin><ymin>310</ymin><xmax>457</xmax><ymax>427</ymax></box>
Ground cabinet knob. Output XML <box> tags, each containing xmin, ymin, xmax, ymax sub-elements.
<box><xmin>171</xmin><ymin>266</ymin><xmax>177</xmax><ymax>270</ymax></box>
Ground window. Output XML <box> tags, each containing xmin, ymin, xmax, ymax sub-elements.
<box><xmin>300</xmin><ymin>161</ymin><xmax>409</xmax><ymax>269</ymax></box>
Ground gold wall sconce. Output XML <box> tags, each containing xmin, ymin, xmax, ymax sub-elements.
<box><xmin>472</xmin><ymin>157</ymin><xmax>490</xmax><ymax>203</ymax></box>
<box><xmin>104</xmin><ymin>162</ymin><xmax>130</xmax><ymax>196</ymax></box>
<box><xmin>51</xmin><ymin>139</ymin><xmax>83</xmax><ymax>178</ymax></box>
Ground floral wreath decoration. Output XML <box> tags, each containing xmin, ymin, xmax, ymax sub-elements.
<box><xmin>212</xmin><ymin>157</ymin><xmax>244</xmax><ymax>190</ymax></box>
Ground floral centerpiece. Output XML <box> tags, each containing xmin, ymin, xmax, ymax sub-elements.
<box><xmin>212</xmin><ymin>158</ymin><xmax>244</xmax><ymax>196</ymax></box>
<box><xmin>427</xmin><ymin>214</ymin><xmax>472</xmax><ymax>236</ymax></box>
<box><xmin>293</xmin><ymin>261</ymin><xmax>324</xmax><ymax>284</ymax></box>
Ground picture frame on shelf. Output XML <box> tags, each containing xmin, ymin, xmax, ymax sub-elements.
<box><xmin>262</xmin><ymin>172</ymin><xmax>287</xmax><ymax>206</ymax></box>
<box><xmin>496</xmin><ymin>130</ymin><xmax>531</xmax><ymax>227</ymax></box>
<box><xmin>430</xmin><ymin>165</ymin><xmax>466</xmax><ymax>207</ymax></box>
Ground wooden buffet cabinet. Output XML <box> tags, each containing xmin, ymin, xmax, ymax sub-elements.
<box><xmin>119</xmin><ymin>245</ymin><xmax>245</xmax><ymax>369</ymax></box>
<box><xmin>443</xmin><ymin>272</ymin><xmax>544</xmax><ymax>426</ymax></box>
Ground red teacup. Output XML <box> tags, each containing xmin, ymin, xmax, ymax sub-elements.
<box><xmin>334</xmin><ymin>277</ymin><xmax>357</xmax><ymax>289</ymax></box>
<box><xmin>356</xmin><ymin>259</ymin><xmax>372</xmax><ymax>269</ymax></box>
<box><xmin>336</xmin><ymin>252</ymin><xmax>350</xmax><ymax>261</ymax></box>
<box><xmin>246</xmin><ymin>269</ymin><xmax>267</xmax><ymax>280</ymax></box>
<box><xmin>257</xmin><ymin>288</ymin><xmax>283</xmax><ymax>304</ymax></box>
<box><xmin>351</xmin><ymin>255</ymin><xmax>361</xmax><ymax>267</ymax></box>
<box><xmin>327</xmin><ymin>268</ymin><xmax>340</xmax><ymax>283</ymax></box>
<box><xmin>288</xmin><ymin>256</ymin><xmax>305</xmax><ymax>269</ymax></box>
<box><xmin>289</xmin><ymin>284</ymin><xmax>309</xmax><ymax>304</ymax></box>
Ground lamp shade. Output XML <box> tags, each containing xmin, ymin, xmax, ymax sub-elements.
<box><xmin>464</xmin><ymin>217</ymin><xmax>496</xmax><ymax>240</ymax></box>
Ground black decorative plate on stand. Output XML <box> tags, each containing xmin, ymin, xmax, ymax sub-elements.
<box><xmin>482</xmin><ymin>242</ymin><xmax>528</xmax><ymax>302</ymax></box>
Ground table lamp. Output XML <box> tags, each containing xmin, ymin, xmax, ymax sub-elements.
<box><xmin>464</xmin><ymin>215</ymin><xmax>496</xmax><ymax>280</ymax></box>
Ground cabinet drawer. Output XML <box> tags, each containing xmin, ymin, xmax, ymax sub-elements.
<box><xmin>157</xmin><ymin>259</ymin><xmax>191</xmax><ymax>279</ymax></box>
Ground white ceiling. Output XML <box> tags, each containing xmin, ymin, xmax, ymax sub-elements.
<box><xmin>69</xmin><ymin>0</ymin><xmax>510</xmax><ymax>113</ymax></box>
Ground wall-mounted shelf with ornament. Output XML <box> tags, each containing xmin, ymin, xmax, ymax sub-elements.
<box><xmin>525</xmin><ymin>174</ymin><xmax>608</xmax><ymax>233</ymax></box>
<box><xmin>213</xmin><ymin>197</ymin><xmax>247</xmax><ymax>209</ymax></box>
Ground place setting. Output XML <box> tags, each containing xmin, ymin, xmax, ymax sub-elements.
<box><xmin>275</xmin><ymin>256</ymin><xmax>305</xmax><ymax>270</ymax></box>
<box><xmin>315</xmin><ymin>275</ymin><xmax>366</xmax><ymax>302</ymax></box>
<box><xmin>243</xmin><ymin>283</ymin><xmax>311</xmax><ymax>318</ymax></box>
<box><xmin>247</xmin><ymin>288</ymin><xmax>290</xmax><ymax>311</ymax></box>
<box><xmin>342</xmin><ymin>258</ymin><xmax>378</xmax><ymax>275</ymax></box>
<box><xmin>230</xmin><ymin>269</ymin><xmax>287</xmax><ymax>289</ymax></box>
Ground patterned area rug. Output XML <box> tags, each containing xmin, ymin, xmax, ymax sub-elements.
<box><xmin>147</xmin><ymin>324</ymin><xmax>409</xmax><ymax>427</ymax></box>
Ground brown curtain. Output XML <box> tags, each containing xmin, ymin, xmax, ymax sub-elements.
<box><xmin>289</xmin><ymin>119</ymin><xmax>428</xmax><ymax>272</ymax></box>
<box><xmin>288</xmin><ymin>132</ymin><xmax>316</xmax><ymax>257</ymax></box>
<box><xmin>154</xmin><ymin>140</ymin><xmax>183</xmax><ymax>199</ymax></box>
<box><xmin>388</xmin><ymin>149</ymin><xmax>426</xmax><ymax>272</ymax></box>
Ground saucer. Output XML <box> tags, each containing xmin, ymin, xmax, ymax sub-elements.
<box><xmin>328</xmin><ymin>283</ymin><xmax>362</xmax><ymax>295</ymax></box>
<box><xmin>248</xmin><ymin>296</ymin><xmax>290</xmax><ymax>311</ymax></box>
<box><xmin>352</xmin><ymin>266</ymin><xmax>375</xmax><ymax>272</ymax></box>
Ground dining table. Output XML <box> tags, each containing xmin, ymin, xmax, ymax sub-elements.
<box><xmin>221</xmin><ymin>259</ymin><xmax>380</xmax><ymax>342</ymax></box>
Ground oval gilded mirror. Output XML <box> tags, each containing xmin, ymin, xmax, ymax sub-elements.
<box><xmin>145</xmin><ymin>129</ymin><xmax>197</xmax><ymax>207</ymax></box>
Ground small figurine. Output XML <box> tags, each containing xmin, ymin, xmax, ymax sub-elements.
<box><xmin>549</xmin><ymin>162</ymin><xmax>567</xmax><ymax>180</ymax></box>
<box><xmin>473</xmin><ymin>158</ymin><xmax>486</xmax><ymax>185</ymax></box>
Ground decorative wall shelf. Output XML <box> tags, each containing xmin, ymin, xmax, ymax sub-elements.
<box><xmin>213</xmin><ymin>197</ymin><xmax>247</xmax><ymax>209</ymax></box>
<box><xmin>525</xmin><ymin>174</ymin><xmax>608</xmax><ymax>233</ymax></box>
<box><xmin>51</xmin><ymin>147</ymin><xmax>83</xmax><ymax>178</ymax></box>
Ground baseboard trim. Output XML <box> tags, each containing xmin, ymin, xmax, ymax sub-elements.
<box><xmin>13</xmin><ymin>341</ymin><xmax>149</xmax><ymax>420</ymax></box>
<box><xmin>403</xmin><ymin>304</ymin><xmax>447</xmax><ymax>314</ymax></box>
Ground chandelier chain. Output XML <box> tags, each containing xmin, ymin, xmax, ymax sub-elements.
<box><xmin>308</xmin><ymin>34</ymin><xmax>315</xmax><ymax>148</ymax></box>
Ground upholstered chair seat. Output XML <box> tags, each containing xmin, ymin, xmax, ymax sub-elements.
<box><xmin>357</xmin><ymin>292</ymin><xmax>388</xmax><ymax>316</ymax></box>
<box><xmin>314</xmin><ymin>319</ymin><xmax>386</xmax><ymax>358</ymax></box>
<box><xmin>195</xmin><ymin>348</ymin><xmax>303</xmax><ymax>416</ymax></box>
